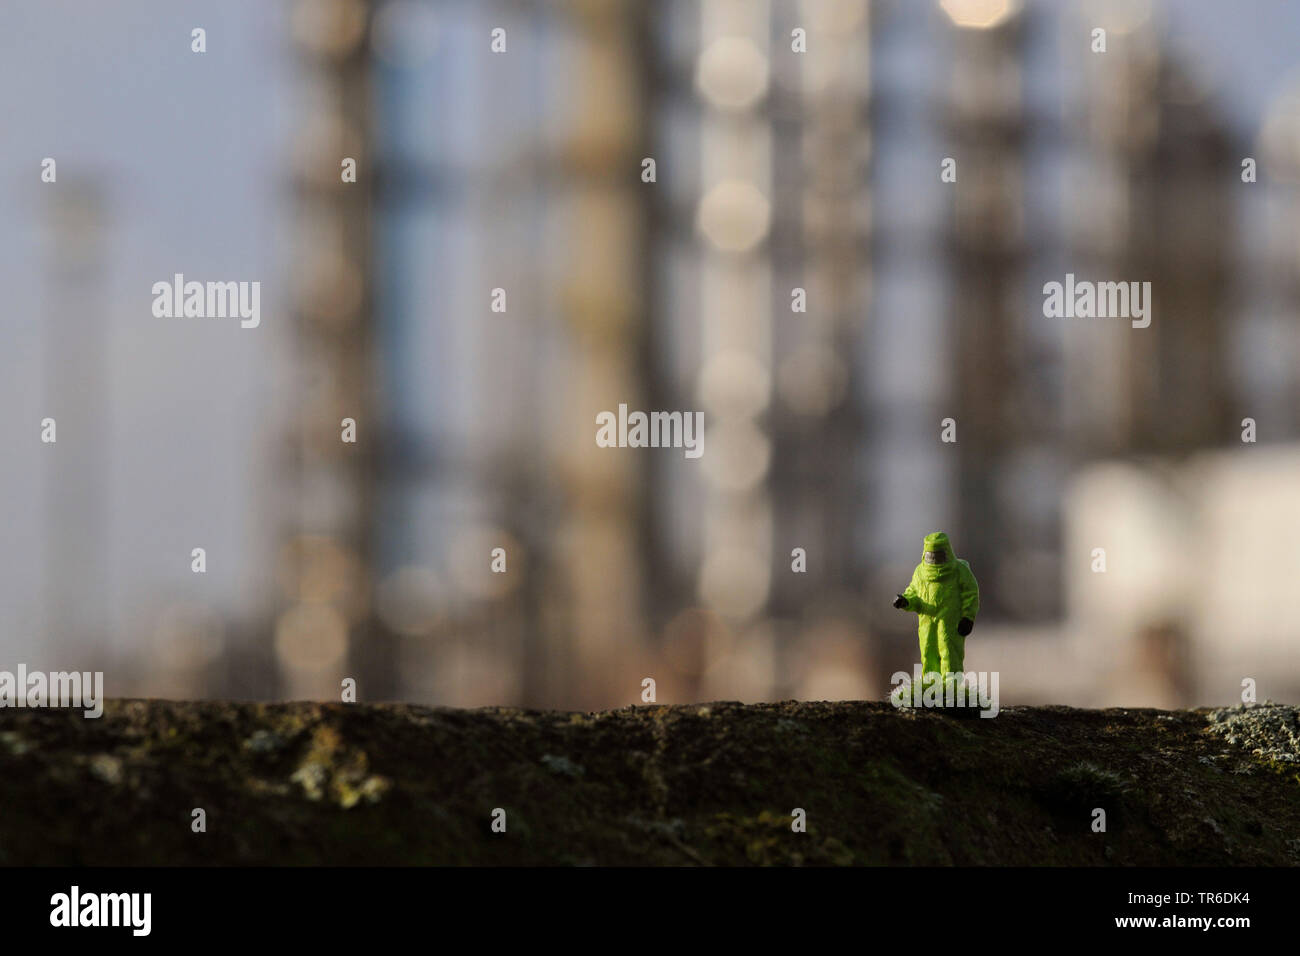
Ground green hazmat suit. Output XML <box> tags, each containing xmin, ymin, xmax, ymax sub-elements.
<box><xmin>897</xmin><ymin>532</ymin><xmax>980</xmax><ymax>683</ymax></box>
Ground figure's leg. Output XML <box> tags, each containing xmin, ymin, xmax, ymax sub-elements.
<box><xmin>937</xmin><ymin>618</ymin><xmax>965</xmax><ymax>674</ymax></box>
<box><xmin>919</xmin><ymin>617</ymin><xmax>941</xmax><ymax>689</ymax></box>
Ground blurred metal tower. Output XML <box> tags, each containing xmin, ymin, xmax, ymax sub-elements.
<box><xmin>1257</xmin><ymin>76</ymin><xmax>1300</xmax><ymax>436</ymax></box>
<box><xmin>354</xmin><ymin>0</ymin><xmax>661</xmax><ymax>710</ymax></box>
<box><xmin>43</xmin><ymin>182</ymin><xmax>110</xmax><ymax>670</ymax></box>
<box><xmin>688</xmin><ymin>0</ymin><xmax>778</xmax><ymax>695</ymax></box>
<box><xmin>941</xmin><ymin>4</ymin><xmax>1030</xmax><ymax>619</ymax></box>
<box><xmin>277</xmin><ymin>1</ymin><xmax>383</xmax><ymax>701</ymax></box>
<box><xmin>640</xmin><ymin>1</ymin><xmax>877</xmax><ymax>700</ymax></box>
<box><xmin>1069</xmin><ymin>24</ymin><xmax>1235</xmax><ymax>455</ymax></box>
<box><xmin>767</xmin><ymin>0</ymin><xmax>873</xmax><ymax>688</ymax></box>
<box><xmin>556</xmin><ymin>0</ymin><xmax>655</xmax><ymax>709</ymax></box>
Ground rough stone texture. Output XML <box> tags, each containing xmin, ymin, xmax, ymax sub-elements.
<box><xmin>2</xmin><ymin>698</ymin><xmax>1298</xmax><ymax>865</ymax></box>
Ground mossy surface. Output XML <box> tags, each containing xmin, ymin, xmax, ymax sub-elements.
<box><xmin>1</xmin><ymin>699</ymin><xmax>1297</xmax><ymax>865</ymax></box>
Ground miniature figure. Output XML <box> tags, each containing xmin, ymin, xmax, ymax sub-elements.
<box><xmin>893</xmin><ymin>532</ymin><xmax>980</xmax><ymax>699</ymax></box>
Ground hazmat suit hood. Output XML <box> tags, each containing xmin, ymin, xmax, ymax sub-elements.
<box><xmin>917</xmin><ymin>531</ymin><xmax>957</xmax><ymax>582</ymax></box>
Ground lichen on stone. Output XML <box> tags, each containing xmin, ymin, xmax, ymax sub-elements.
<box><xmin>289</xmin><ymin>725</ymin><xmax>390</xmax><ymax>808</ymax></box>
<box><xmin>1206</xmin><ymin>702</ymin><xmax>1300</xmax><ymax>765</ymax></box>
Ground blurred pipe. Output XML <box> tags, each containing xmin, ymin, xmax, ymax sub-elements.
<box><xmin>279</xmin><ymin>0</ymin><xmax>385</xmax><ymax>702</ymax></box>
<box><xmin>43</xmin><ymin>183</ymin><xmax>110</xmax><ymax>670</ymax></box>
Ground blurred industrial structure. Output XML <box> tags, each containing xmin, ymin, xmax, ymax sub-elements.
<box><xmin>264</xmin><ymin>1</ymin><xmax>383</xmax><ymax>704</ymax></box>
<box><xmin>254</xmin><ymin>0</ymin><xmax>1300</xmax><ymax>711</ymax></box>
<box><xmin>9</xmin><ymin>0</ymin><xmax>1300</xmax><ymax>711</ymax></box>
<box><xmin>43</xmin><ymin>184</ymin><xmax>110</xmax><ymax>672</ymax></box>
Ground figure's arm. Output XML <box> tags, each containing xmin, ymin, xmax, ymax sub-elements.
<box><xmin>894</xmin><ymin>569</ymin><xmax>922</xmax><ymax>612</ymax></box>
<box><xmin>957</xmin><ymin>561</ymin><xmax>980</xmax><ymax>634</ymax></box>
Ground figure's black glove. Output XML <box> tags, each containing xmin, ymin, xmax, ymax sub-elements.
<box><xmin>893</xmin><ymin>594</ymin><xmax>909</xmax><ymax>610</ymax></box>
<box><xmin>957</xmin><ymin>617</ymin><xmax>974</xmax><ymax>636</ymax></box>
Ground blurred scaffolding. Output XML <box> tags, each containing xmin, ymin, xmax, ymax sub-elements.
<box><xmin>277</xmin><ymin>0</ymin><xmax>382</xmax><ymax>702</ymax></box>
<box><xmin>258</xmin><ymin>0</ymin><xmax>1300</xmax><ymax>710</ymax></box>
